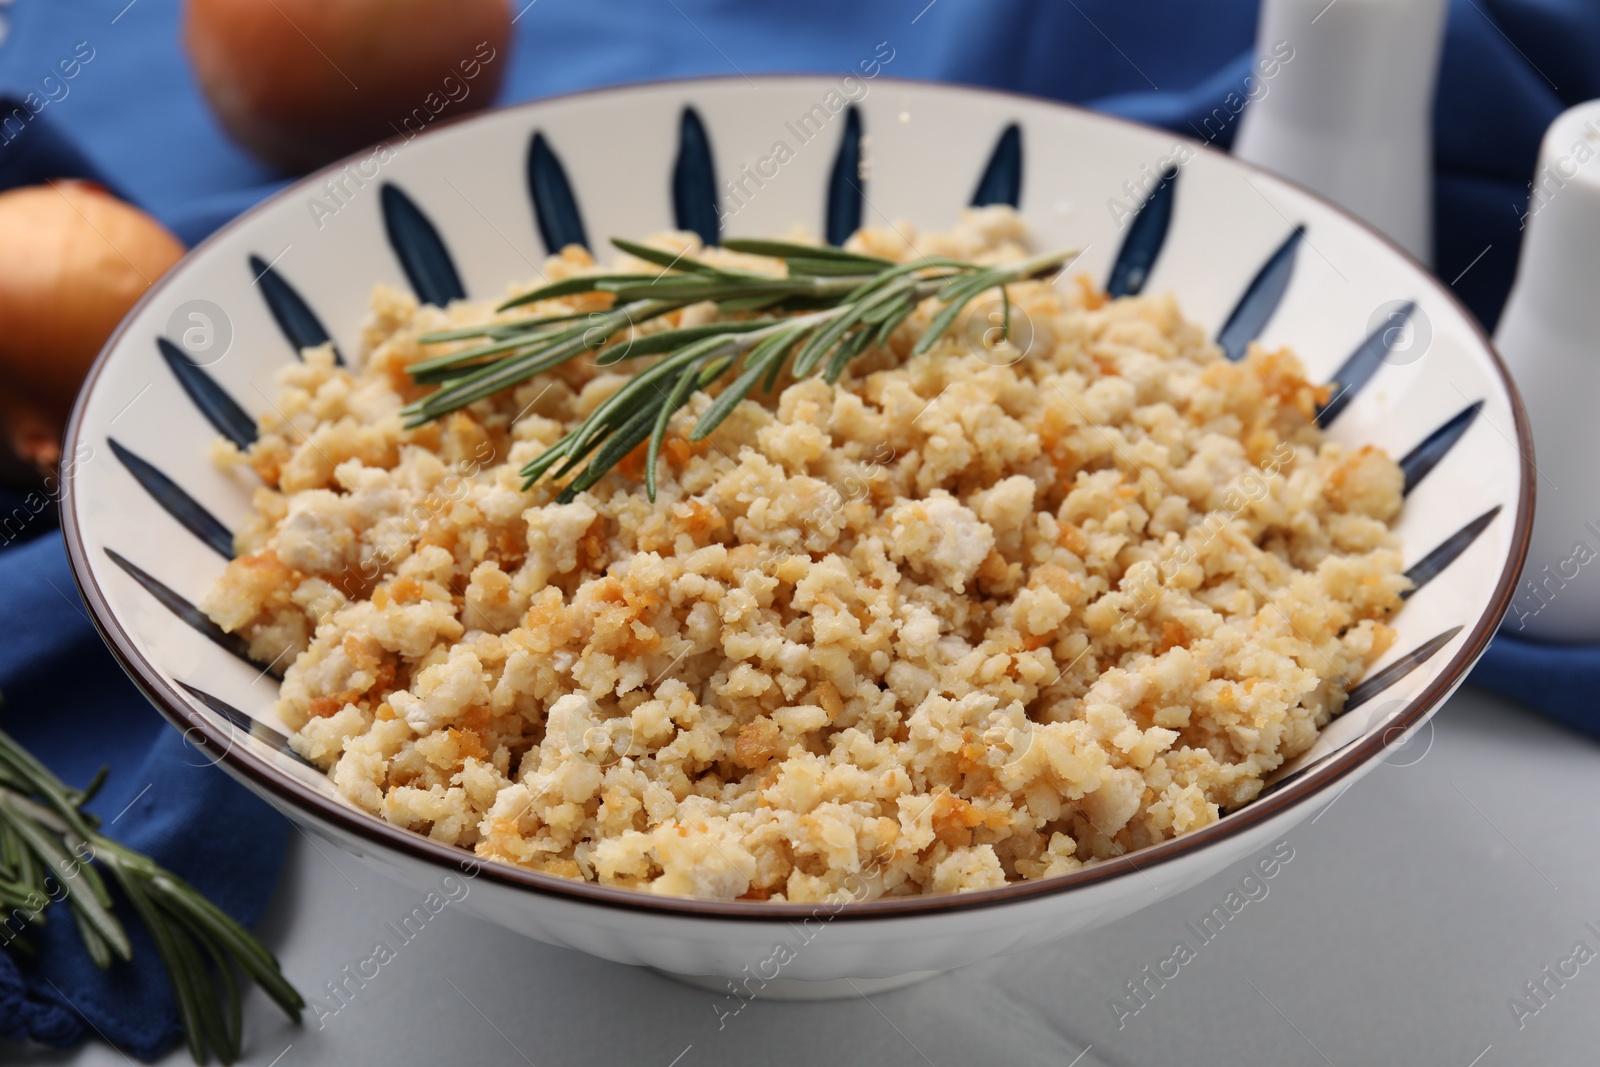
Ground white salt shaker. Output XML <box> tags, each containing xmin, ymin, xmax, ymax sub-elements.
<box><xmin>1233</xmin><ymin>0</ymin><xmax>1449</xmax><ymax>264</ymax></box>
<box><xmin>1494</xmin><ymin>101</ymin><xmax>1600</xmax><ymax>642</ymax></box>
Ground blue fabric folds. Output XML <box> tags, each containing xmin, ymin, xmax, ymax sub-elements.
<box><xmin>0</xmin><ymin>521</ymin><xmax>289</xmax><ymax>1058</ymax></box>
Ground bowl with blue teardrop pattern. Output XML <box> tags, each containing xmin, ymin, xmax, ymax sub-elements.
<box><xmin>60</xmin><ymin>76</ymin><xmax>1531</xmax><ymax>985</ymax></box>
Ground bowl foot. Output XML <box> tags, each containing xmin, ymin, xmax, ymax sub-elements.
<box><xmin>650</xmin><ymin>968</ymin><xmax>945</xmax><ymax>1001</ymax></box>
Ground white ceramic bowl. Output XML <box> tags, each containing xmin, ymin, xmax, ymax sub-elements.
<box><xmin>62</xmin><ymin>76</ymin><xmax>1531</xmax><ymax>993</ymax></box>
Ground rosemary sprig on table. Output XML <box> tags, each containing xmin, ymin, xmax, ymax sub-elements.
<box><xmin>402</xmin><ymin>238</ymin><xmax>1078</xmax><ymax>501</ymax></box>
<box><xmin>0</xmin><ymin>722</ymin><xmax>303</xmax><ymax>1064</ymax></box>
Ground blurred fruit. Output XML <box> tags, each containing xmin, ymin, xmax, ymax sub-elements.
<box><xmin>183</xmin><ymin>0</ymin><xmax>512</xmax><ymax>173</ymax></box>
<box><xmin>0</xmin><ymin>181</ymin><xmax>184</xmax><ymax>469</ymax></box>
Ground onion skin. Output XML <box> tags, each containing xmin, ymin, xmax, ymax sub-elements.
<box><xmin>0</xmin><ymin>382</ymin><xmax>64</xmax><ymax>485</ymax></box>
<box><xmin>184</xmin><ymin>0</ymin><xmax>513</xmax><ymax>173</ymax></box>
<box><xmin>0</xmin><ymin>181</ymin><xmax>184</xmax><ymax>429</ymax></box>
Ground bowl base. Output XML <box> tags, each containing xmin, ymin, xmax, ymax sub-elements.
<box><xmin>650</xmin><ymin>967</ymin><xmax>945</xmax><ymax>1000</ymax></box>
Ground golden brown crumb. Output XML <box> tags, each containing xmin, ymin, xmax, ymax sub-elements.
<box><xmin>202</xmin><ymin>208</ymin><xmax>1408</xmax><ymax>902</ymax></box>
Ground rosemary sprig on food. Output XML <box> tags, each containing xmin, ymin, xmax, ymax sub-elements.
<box><xmin>402</xmin><ymin>238</ymin><xmax>1077</xmax><ymax>501</ymax></box>
<box><xmin>0</xmin><ymin>721</ymin><xmax>303</xmax><ymax>1064</ymax></box>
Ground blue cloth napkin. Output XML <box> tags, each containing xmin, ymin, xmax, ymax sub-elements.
<box><xmin>0</xmin><ymin>519</ymin><xmax>290</xmax><ymax>1057</ymax></box>
<box><xmin>0</xmin><ymin>0</ymin><xmax>1596</xmax><ymax>1057</ymax></box>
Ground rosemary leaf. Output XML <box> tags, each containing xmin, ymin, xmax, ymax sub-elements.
<box><xmin>824</xmin><ymin>326</ymin><xmax>877</xmax><ymax>384</ymax></box>
<box><xmin>411</xmin><ymin>237</ymin><xmax>1078</xmax><ymax>495</ymax></box>
<box><xmin>78</xmin><ymin>767</ymin><xmax>108</xmax><ymax>808</ymax></box>
<box><xmin>70</xmin><ymin>908</ymin><xmax>113</xmax><ymax>970</ymax></box>
<box><xmin>558</xmin><ymin>400</ymin><xmax>662</xmax><ymax>503</ymax></box>
<box><xmin>595</xmin><ymin>319</ymin><xmax>779</xmax><ymax>366</ymax></box>
<box><xmin>154</xmin><ymin>874</ymin><xmax>298</xmax><ymax>999</ymax></box>
<box><xmin>603</xmin><ymin>279</ymin><xmax>809</xmax><ymax>304</ymax></box>
<box><xmin>719</xmin><ymin>238</ymin><xmax>894</xmax><ymax>267</ymax></box>
<box><xmin>407</xmin><ymin>323</ymin><xmax>590</xmax><ymax>379</ymax></box>
<box><xmin>564</xmin><ymin>337</ymin><xmax>731</xmax><ymax>464</ymax></box>
<box><xmin>188</xmin><ymin>921</ymin><xmax>244</xmax><ymax>1065</ymax></box>
<box><xmin>647</xmin><ymin>357</ymin><xmax>724</xmax><ymax>502</ymax></box>
<box><xmin>713</xmin><ymin>292</ymin><xmax>794</xmax><ymax>313</ymax></box>
<box><xmin>839</xmin><ymin>258</ymin><xmax>969</xmax><ymax>305</ymax></box>
<box><xmin>538</xmin><ymin>429</ymin><xmax>606</xmax><ymax>484</ymax></box>
<box><xmin>0</xmin><ymin>873</ymin><xmax>39</xmax><ymax>909</ymax></box>
<box><xmin>402</xmin><ymin>341</ymin><xmax>589</xmax><ymax>423</ymax></box>
<box><xmin>403</xmin><ymin>300</ymin><xmax>682</xmax><ymax>425</ymax></box>
<box><xmin>0</xmin><ymin>793</ymin><xmax>129</xmax><ymax>960</ymax></box>
<box><xmin>0</xmin><ymin>720</ymin><xmax>303</xmax><ymax>1065</ymax></box>
<box><xmin>915</xmin><ymin>276</ymin><xmax>1005</xmax><ymax>356</ymax></box>
<box><xmin>497</xmin><ymin>273</ymin><xmax>659</xmax><ymax>311</ymax></box>
<box><xmin>859</xmin><ymin>283</ymin><xmax>917</xmax><ymax>325</ymax></box>
<box><xmin>121</xmin><ymin>872</ymin><xmax>209</xmax><ymax>1064</ymax></box>
<box><xmin>760</xmin><ymin>340</ymin><xmax>789</xmax><ymax>394</ymax></box>
<box><xmin>610</xmin><ymin>237</ymin><xmax>734</xmax><ymax>276</ymax></box>
<box><xmin>790</xmin><ymin>303</ymin><xmax>865</xmax><ymax>378</ymax></box>
<box><xmin>934</xmin><ymin>267</ymin><xmax>999</xmax><ymax>305</ymax></box>
<box><xmin>691</xmin><ymin>337</ymin><xmax>793</xmax><ymax>443</ymax></box>
<box><xmin>417</xmin><ymin>311</ymin><xmax>587</xmax><ymax>343</ymax></box>
<box><xmin>740</xmin><ymin>321</ymin><xmax>807</xmax><ymax>373</ymax></box>
<box><xmin>782</xmin><ymin>257</ymin><xmax>895</xmax><ymax>277</ymax></box>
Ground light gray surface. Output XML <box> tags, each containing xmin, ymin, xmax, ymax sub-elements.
<box><xmin>18</xmin><ymin>684</ymin><xmax>1599</xmax><ymax>1066</ymax></box>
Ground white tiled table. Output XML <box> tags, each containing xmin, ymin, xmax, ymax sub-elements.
<box><xmin>25</xmin><ymin>684</ymin><xmax>1599</xmax><ymax>1066</ymax></box>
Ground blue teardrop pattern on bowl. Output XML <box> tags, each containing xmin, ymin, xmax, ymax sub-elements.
<box><xmin>1258</xmin><ymin>624</ymin><xmax>1464</xmax><ymax>799</ymax></box>
<box><xmin>1402</xmin><ymin>506</ymin><xmax>1501</xmax><ymax>598</ymax></box>
<box><xmin>971</xmin><ymin>123</ymin><xmax>1023</xmax><ymax>207</ymax></box>
<box><xmin>379</xmin><ymin>183</ymin><xmax>466</xmax><ymax>307</ymax></box>
<box><xmin>1400</xmin><ymin>400</ymin><xmax>1483</xmax><ymax>495</ymax></box>
<box><xmin>177</xmin><ymin>681</ymin><xmax>313</xmax><ymax>766</ymax></box>
<box><xmin>1316</xmin><ymin>301</ymin><xmax>1416</xmax><ymax>427</ymax></box>
<box><xmin>249</xmin><ymin>254</ymin><xmax>343</xmax><ymax>365</ymax></box>
<box><xmin>825</xmin><ymin>106</ymin><xmax>865</xmax><ymax>247</ymax></box>
<box><xmin>103</xmin><ymin>548</ymin><xmax>276</xmax><ymax>675</ymax></box>
<box><xmin>673</xmin><ymin>107</ymin><xmax>720</xmax><ymax>247</ymax></box>
<box><xmin>1216</xmin><ymin>225</ymin><xmax>1304</xmax><ymax>362</ymax></box>
<box><xmin>1342</xmin><ymin>626</ymin><xmax>1464</xmax><ymax>712</ymax></box>
<box><xmin>157</xmin><ymin>337</ymin><xmax>256</xmax><ymax>449</ymax></box>
<box><xmin>527</xmin><ymin>132</ymin><xmax>590</xmax><ymax>253</ymax></box>
<box><xmin>108</xmin><ymin>438</ymin><xmax>234</xmax><ymax>560</ymax></box>
<box><xmin>1105</xmin><ymin>166</ymin><xmax>1178</xmax><ymax>298</ymax></box>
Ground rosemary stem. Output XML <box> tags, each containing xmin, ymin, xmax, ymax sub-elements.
<box><xmin>0</xmin><ymin>721</ymin><xmax>304</xmax><ymax>1064</ymax></box>
<box><xmin>416</xmin><ymin>240</ymin><xmax>1078</xmax><ymax>496</ymax></box>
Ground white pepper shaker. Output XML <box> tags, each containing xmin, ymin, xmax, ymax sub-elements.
<box><xmin>1233</xmin><ymin>0</ymin><xmax>1449</xmax><ymax>264</ymax></box>
<box><xmin>1494</xmin><ymin>100</ymin><xmax>1600</xmax><ymax>642</ymax></box>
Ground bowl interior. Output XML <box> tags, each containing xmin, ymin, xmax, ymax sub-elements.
<box><xmin>63</xmin><ymin>76</ymin><xmax>1529</xmax><ymax>916</ymax></box>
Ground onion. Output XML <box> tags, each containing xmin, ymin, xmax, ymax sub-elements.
<box><xmin>0</xmin><ymin>181</ymin><xmax>184</xmax><ymax>470</ymax></box>
<box><xmin>183</xmin><ymin>0</ymin><xmax>513</xmax><ymax>173</ymax></box>
<box><xmin>0</xmin><ymin>388</ymin><xmax>66</xmax><ymax>482</ymax></box>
